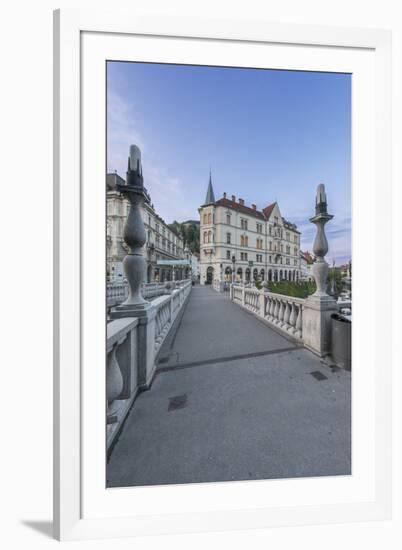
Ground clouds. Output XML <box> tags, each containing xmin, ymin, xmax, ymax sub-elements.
<box><xmin>107</xmin><ymin>63</ymin><xmax>351</xmax><ymax>264</ymax></box>
<box><xmin>107</xmin><ymin>89</ymin><xmax>196</xmax><ymax>223</ymax></box>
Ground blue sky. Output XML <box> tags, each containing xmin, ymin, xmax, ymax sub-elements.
<box><xmin>107</xmin><ymin>62</ymin><xmax>351</xmax><ymax>265</ymax></box>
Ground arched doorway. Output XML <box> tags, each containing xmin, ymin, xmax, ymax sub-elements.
<box><xmin>245</xmin><ymin>268</ymin><xmax>251</xmax><ymax>282</ymax></box>
<box><xmin>206</xmin><ymin>266</ymin><xmax>214</xmax><ymax>284</ymax></box>
<box><xmin>268</xmin><ymin>269</ymin><xmax>272</xmax><ymax>282</ymax></box>
<box><xmin>253</xmin><ymin>268</ymin><xmax>258</xmax><ymax>281</ymax></box>
<box><xmin>279</xmin><ymin>269</ymin><xmax>283</xmax><ymax>280</ymax></box>
<box><xmin>260</xmin><ymin>269</ymin><xmax>265</xmax><ymax>281</ymax></box>
<box><xmin>237</xmin><ymin>267</ymin><xmax>243</xmax><ymax>282</ymax></box>
<box><xmin>225</xmin><ymin>266</ymin><xmax>232</xmax><ymax>281</ymax></box>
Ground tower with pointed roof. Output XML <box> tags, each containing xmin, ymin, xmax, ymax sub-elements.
<box><xmin>204</xmin><ymin>169</ymin><xmax>215</xmax><ymax>205</ymax></box>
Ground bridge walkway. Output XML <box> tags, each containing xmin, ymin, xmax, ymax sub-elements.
<box><xmin>107</xmin><ymin>285</ymin><xmax>351</xmax><ymax>487</ymax></box>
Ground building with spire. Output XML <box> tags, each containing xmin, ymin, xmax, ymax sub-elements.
<box><xmin>198</xmin><ymin>173</ymin><xmax>301</xmax><ymax>286</ymax></box>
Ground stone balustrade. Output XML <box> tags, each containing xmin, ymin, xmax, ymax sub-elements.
<box><xmin>231</xmin><ymin>285</ymin><xmax>305</xmax><ymax>342</ymax></box>
<box><xmin>263</xmin><ymin>292</ymin><xmax>304</xmax><ymax>339</ymax></box>
<box><xmin>106</xmin><ymin>279</ymin><xmax>192</xmax><ymax>450</ymax></box>
<box><xmin>106</xmin><ymin>317</ymin><xmax>139</xmax><ymax>449</ymax></box>
<box><xmin>153</xmin><ymin>280</ymin><xmax>192</xmax><ymax>356</ymax></box>
<box><xmin>107</xmin><ymin>280</ymin><xmax>190</xmax><ymax>308</ymax></box>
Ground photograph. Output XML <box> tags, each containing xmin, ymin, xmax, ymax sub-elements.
<box><xmin>105</xmin><ymin>61</ymin><xmax>352</xmax><ymax>488</ymax></box>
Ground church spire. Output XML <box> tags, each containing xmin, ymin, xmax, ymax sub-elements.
<box><xmin>204</xmin><ymin>168</ymin><xmax>215</xmax><ymax>204</ymax></box>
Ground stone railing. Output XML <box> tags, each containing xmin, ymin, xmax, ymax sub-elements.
<box><xmin>263</xmin><ymin>292</ymin><xmax>304</xmax><ymax>339</ymax></box>
<box><xmin>107</xmin><ymin>280</ymin><xmax>190</xmax><ymax>308</ymax></box>
<box><xmin>106</xmin><ymin>279</ymin><xmax>192</xmax><ymax>450</ymax></box>
<box><xmin>231</xmin><ymin>285</ymin><xmax>305</xmax><ymax>342</ymax></box>
<box><xmin>153</xmin><ymin>280</ymin><xmax>192</xmax><ymax>356</ymax></box>
<box><xmin>106</xmin><ymin>317</ymin><xmax>139</xmax><ymax>449</ymax></box>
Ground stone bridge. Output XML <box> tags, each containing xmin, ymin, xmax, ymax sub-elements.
<box><xmin>107</xmin><ymin>285</ymin><xmax>350</xmax><ymax>487</ymax></box>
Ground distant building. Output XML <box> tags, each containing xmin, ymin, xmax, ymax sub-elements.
<box><xmin>106</xmin><ymin>173</ymin><xmax>187</xmax><ymax>283</ymax></box>
<box><xmin>300</xmin><ymin>251</ymin><xmax>314</xmax><ymax>281</ymax></box>
<box><xmin>198</xmin><ymin>173</ymin><xmax>301</xmax><ymax>285</ymax></box>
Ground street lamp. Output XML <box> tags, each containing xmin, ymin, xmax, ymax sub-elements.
<box><xmin>231</xmin><ymin>255</ymin><xmax>236</xmax><ymax>284</ymax></box>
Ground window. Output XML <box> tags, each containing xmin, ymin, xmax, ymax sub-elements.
<box><xmin>226</xmin><ymin>250</ymin><xmax>231</xmax><ymax>260</ymax></box>
<box><xmin>240</xmin><ymin>252</ymin><xmax>248</xmax><ymax>261</ymax></box>
<box><xmin>269</xmin><ymin>241</ymin><xmax>272</xmax><ymax>251</ymax></box>
<box><xmin>286</xmin><ymin>232</ymin><xmax>290</xmax><ymax>241</ymax></box>
<box><xmin>269</xmin><ymin>255</ymin><xmax>272</xmax><ymax>263</ymax></box>
<box><xmin>203</xmin><ymin>231</ymin><xmax>207</xmax><ymax>244</ymax></box>
<box><xmin>269</xmin><ymin>225</ymin><xmax>272</xmax><ymax>235</ymax></box>
<box><xmin>203</xmin><ymin>213</ymin><xmax>207</xmax><ymax>224</ymax></box>
<box><xmin>156</xmin><ymin>223</ymin><xmax>159</xmax><ymax>233</ymax></box>
<box><xmin>208</xmin><ymin>231</ymin><xmax>212</xmax><ymax>243</ymax></box>
<box><xmin>256</xmin><ymin>254</ymin><xmax>263</xmax><ymax>263</ymax></box>
<box><xmin>294</xmin><ymin>247</ymin><xmax>298</xmax><ymax>256</ymax></box>
<box><xmin>226</xmin><ymin>214</ymin><xmax>231</xmax><ymax>225</ymax></box>
<box><xmin>256</xmin><ymin>238</ymin><xmax>263</xmax><ymax>250</ymax></box>
<box><xmin>257</xmin><ymin>223</ymin><xmax>262</xmax><ymax>234</ymax></box>
<box><xmin>226</xmin><ymin>232</ymin><xmax>231</xmax><ymax>244</ymax></box>
<box><xmin>241</xmin><ymin>218</ymin><xmax>248</xmax><ymax>230</ymax></box>
<box><xmin>286</xmin><ymin>245</ymin><xmax>290</xmax><ymax>255</ymax></box>
<box><xmin>240</xmin><ymin>235</ymin><xmax>249</xmax><ymax>247</ymax></box>
<box><xmin>208</xmin><ymin>213</ymin><xmax>213</xmax><ymax>224</ymax></box>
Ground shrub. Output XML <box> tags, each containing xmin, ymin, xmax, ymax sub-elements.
<box><xmin>264</xmin><ymin>280</ymin><xmax>316</xmax><ymax>299</ymax></box>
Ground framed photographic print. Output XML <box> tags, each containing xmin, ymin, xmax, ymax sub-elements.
<box><xmin>54</xmin><ymin>8</ymin><xmax>392</xmax><ymax>541</ymax></box>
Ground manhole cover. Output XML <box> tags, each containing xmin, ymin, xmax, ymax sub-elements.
<box><xmin>168</xmin><ymin>394</ymin><xmax>187</xmax><ymax>411</ymax></box>
<box><xmin>310</xmin><ymin>371</ymin><xmax>328</xmax><ymax>381</ymax></box>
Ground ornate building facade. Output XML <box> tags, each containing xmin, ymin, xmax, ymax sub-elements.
<box><xmin>107</xmin><ymin>173</ymin><xmax>187</xmax><ymax>283</ymax></box>
<box><xmin>199</xmin><ymin>174</ymin><xmax>301</xmax><ymax>285</ymax></box>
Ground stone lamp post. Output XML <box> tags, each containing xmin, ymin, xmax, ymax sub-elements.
<box><xmin>112</xmin><ymin>145</ymin><xmax>151</xmax><ymax>314</ymax></box>
<box><xmin>310</xmin><ymin>184</ymin><xmax>334</xmax><ymax>297</ymax></box>
<box><xmin>302</xmin><ymin>184</ymin><xmax>338</xmax><ymax>357</ymax></box>
<box><xmin>110</xmin><ymin>145</ymin><xmax>156</xmax><ymax>389</ymax></box>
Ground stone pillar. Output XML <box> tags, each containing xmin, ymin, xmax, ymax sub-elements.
<box><xmin>302</xmin><ymin>184</ymin><xmax>338</xmax><ymax>356</ymax></box>
<box><xmin>110</xmin><ymin>144</ymin><xmax>156</xmax><ymax>388</ymax></box>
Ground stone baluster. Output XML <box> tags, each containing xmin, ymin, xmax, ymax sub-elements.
<box><xmin>295</xmin><ymin>304</ymin><xmax>303</xmax><ymax>339</ymax></box>
<box><xmin>277</xmin><ymin>300</ymin><xmax>285</xmax><ymax>326</ymax></box>
<box><xmin>106</xmin><ymin>343</ymin><xmax>123</xmax><ymax>424</ymax></box>
<box><xmin>288</xmin><ymin>301</ymin><xmax>297</xmax><ymax>333</ymax></box>
<box><xmin>283</xmin><ymin>301</ymin><xmax>291</xmax><ymax>329</ymax></box>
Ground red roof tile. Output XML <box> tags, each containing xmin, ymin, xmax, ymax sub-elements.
<box><xmin>214</xmin><ymin>197</ymin><xmax>266</xmax><ymax>220</ymax></box>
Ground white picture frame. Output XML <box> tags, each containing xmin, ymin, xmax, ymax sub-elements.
<box><xmin>54</xmin><ymin>8</ymin><xmax>392</xmax><ymax>541</ymax></box>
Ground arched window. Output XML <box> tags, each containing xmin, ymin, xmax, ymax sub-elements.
<box><xmin>208</xmin><ymin>213</ymin><xmax>212</xmax><ymax>224</ymax></box>
<box><xmin>260</xmin><ymin>269</ymin><xmax>265</xmax><ymax>281</ymax></box>
<box><xmin>203</xmin><ymin>213</ymin><xmax>207</xmax><ymax>224</ymax></box>
<box><xmin>253</xmin><ymin>268</ymin><xmax>258</xmax><ymax>281</ymax></box>
<box><xmin>208</xmin><ymin>231</ymin><xmax>212</xmax><ymax>243</ymax></box>
<box><xmin>203</xmin><ymin>231</ymin><xmax>207</xmax><ymax>243</ymax></box>
<box><xmin>245</xmin><ymin>236</ymin><xmax>249</xmax><ymax>247</ymax></box>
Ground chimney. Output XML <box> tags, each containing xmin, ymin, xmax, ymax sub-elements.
<box><xmin>231</xmin><ymin>195</ymin><xmax>236</xmax><ymax>202</ymax></box>
<box><xmin>223</xmin><ymin>192</ymin><xmax>227</xmax><ymax>198</ymax></box>
<box><xmin>239</xmin><ymin>198</ymin><xmax>244</xmax><ymax>206</ymax></box>
<box><xmin>252</xmin><ymin>204</ymin><xmax>256</xmax><ymax>210</ymax></box>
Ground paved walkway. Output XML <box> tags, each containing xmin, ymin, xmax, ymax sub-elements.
<box><xmin>107</xmin><ymin>286</ymin><xmax>351</xmax><ymax>487</ymax></box>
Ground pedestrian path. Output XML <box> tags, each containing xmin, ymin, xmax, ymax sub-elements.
<box><xmin>157</xmin><ymin>285</ymin><xmax>298</xmax><ymax>370</ymax></box>
<box><xmin>107</xmin><ymin>285</ymin><xmax>351</xmax><ymax>487</ymax></box>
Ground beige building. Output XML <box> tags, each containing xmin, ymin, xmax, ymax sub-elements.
<box><xmin>199</xmin><ymin>175</ymin><xmax>301</xmax><ymax>285</ymax></box>
<box><xmin>106</xmin><ymin>173</ymin><xmax>187</xmax><ymax>283</ymax></box>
